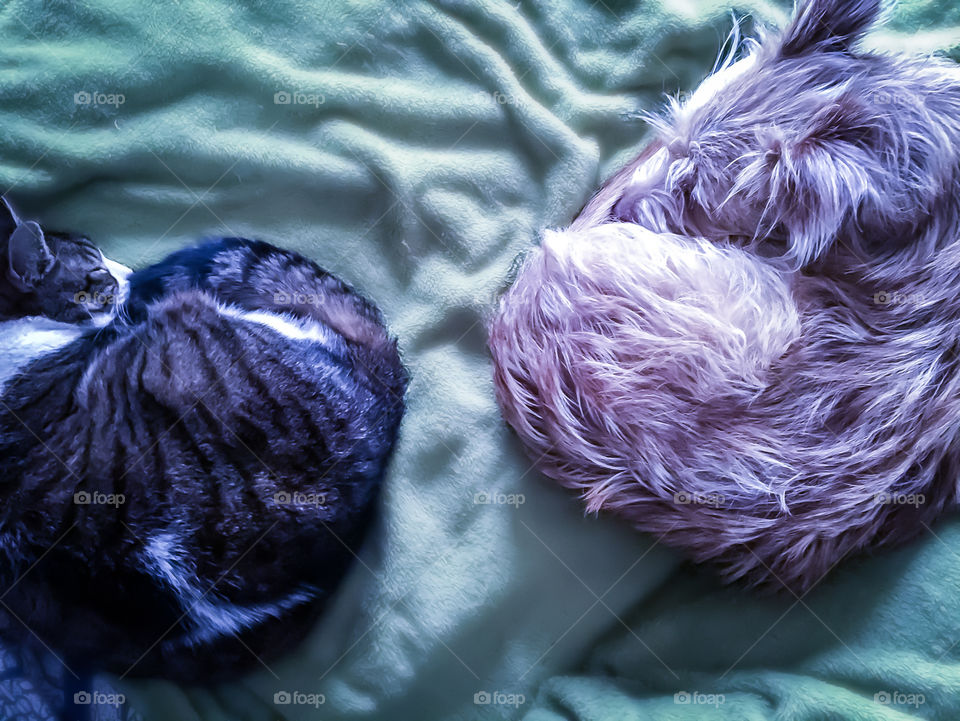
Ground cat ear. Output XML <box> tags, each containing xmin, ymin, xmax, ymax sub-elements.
<box><xmin>7</xmin><ymin>216</ymin><xmax>54</xmax><ymax>291</ymax></box>
<box><xmin>0</xmin><ymin>196</ymin><xmax>20</xmax><ymax>240</ymax></box>
<box><xmin>780</xmin><ymin>0</ymin><xmax>882</xmax><ymax>56</ymax></box>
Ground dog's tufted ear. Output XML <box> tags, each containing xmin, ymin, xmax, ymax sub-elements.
<box><xmin>780</xmin><ymin>0</ymin><xmax>882</xmax><ymax>56</ymax></box>
<box><xmin>738</xmin><ymin>97</ymin><xmax>881</xmax><ymax>264</ymax></box>
<box><xmin>772</xmin><ymin>144</ymin><xmax>871</xmax><ymax>264</ymax></box>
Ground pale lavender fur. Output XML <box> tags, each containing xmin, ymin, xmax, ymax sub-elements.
<box><xmin>489</xmin><ymin>0</ymin><xmax>960</xmax><ymax>593</ymax></box>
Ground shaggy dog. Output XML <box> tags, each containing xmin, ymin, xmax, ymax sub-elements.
<box><xmin>489</xmin><ymin>0</ymin><xmax>960</xmax><ymax>593</ymax></box>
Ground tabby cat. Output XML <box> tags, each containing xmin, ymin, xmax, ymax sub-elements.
<box><xmin>0</xmin><ymin>197</ymin><xmax>407</xmax><ymax>687</ymax></box>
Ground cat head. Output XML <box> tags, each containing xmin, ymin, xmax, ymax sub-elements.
<box><xmin>612</xmin><ymin>0</ymin><xmax>960</xmax><ymax>266</ymax></box>
<box><xmin>0</xmin><ymin>197</ymin><xmax>130</xmax><ymax>325</ymax></box>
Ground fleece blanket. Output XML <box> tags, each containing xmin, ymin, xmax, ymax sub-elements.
<box><xmin>1</xmin><ymin>0</ymin><xmax>960</xmax><ymax>719</ymax></box>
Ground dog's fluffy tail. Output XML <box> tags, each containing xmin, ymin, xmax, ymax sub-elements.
<box><xmin>489</xmin><ymin>222</ymin><xmax>959</xmax><ymax>593</ymax></box>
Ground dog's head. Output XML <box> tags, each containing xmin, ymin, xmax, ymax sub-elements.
<box><xmin>612</xmin><ymin>0</ymin><xmax>960</xmax><ymax>266</ymax></box>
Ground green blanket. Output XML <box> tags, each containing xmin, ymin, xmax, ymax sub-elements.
<box><xmin>1</xmin><ymin>1</ymin><xmax>959</xmax><ymax>719</ymax></box>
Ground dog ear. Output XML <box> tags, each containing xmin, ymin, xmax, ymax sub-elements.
<box><xmin>746</xmin><ymin>97</ymin><xmax>879</xmax><ymax>264</ymax></box>
<box><xmin>773</xmin><ymin>144</ymin><xmax>871</xmax><ymax>264</ymax></box>
<box><xmin>780</xmin><ymin>0</ymin><xmax>882</xmax><ymax>56</ymax></box>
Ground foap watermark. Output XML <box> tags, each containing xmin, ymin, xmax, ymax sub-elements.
<box><xmin>74</xmin><ymin>290</ymin><xmax>121</xmax><ymax>307</ymax></box>
<box><xmin>274</xmin><ymin>90</ymin><xmax>325</xmax><ymax>108</ymax></box>
<box><xmin>680</xmin><ymin>291</ymin><xmax>728</xmax><ymax>306</ymax></box>
<box><xmin>872</xmin><ymin>290</ymin><xmax>924</xmax><ymax>306</ymax></box>
<box><xmin>273</xmin><ymin>490</ymin><xmax>327</xmax><ymax>508</ymax></box>
<box><xmin>472</xmin><ymin>90</ymin><xmax>524</xmax><ymax>108</ymax></box>
<box><xmin>274</xmin><ymin>290</ymin><xmax>324</xmax><ymax>307</ymax></box>
<box><xmin>867</xmin><ymin>89</ymin><xmax>913</xmax><ymax>106</ymax></box>
<box><xmin>74</xmin><ymin>491</ymin><xmax>125</xmax><ymax>508</ymax></box>
<box><xmin>673</xmin><ymin>491</ymin><xmax>725</xmax><ymax>508</ymax></box>
<box><xmin>874</xmin><ymin>690</ymin><xmax>925</xmax><ymax>708</ymax></box>
<box><xmin>674</xmin><ymin>691</ymin><xmax>725</xmax><ymax>708</ymax></box>
<box><xmin>74</xmin><ymin>691</ymin><xmax>125</xmax><ymax>708</ymax></box>
<box><xmin>273</xmin><ymin>691</ymin><xmax>326</xmax><ymax>708</ymax></box>
<box><xmin>474</xmin><ymin>490</ymin><xmax>525</xmax><ymax>508</ymax></box>
<box><xmin>874</xmin><ymin>492</ymin><xmax>925</xmax><ymax>508</ymax></box>
<box><xmin>473</xmin><ymin>691</ymin><xmax>525</xmax><ymax>708</ymax></box>
<box><xmin>74</xmin><ymin>91</ymin><xmax>125</xmax><ymax>107</ymax></box>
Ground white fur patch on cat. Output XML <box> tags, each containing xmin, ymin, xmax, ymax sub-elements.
<box><xmin>141</xmin><ymin>532</ymin><xmax>316</xmax><ymax>645</ymax></box>
<box><xmin>219</xmin><ymin>305</ymin><xmax>343</xmax><ymax>352</ymax></box>
<box><xmin>0</xmin><ymin>317</ymin><xmax>82</xmax><ymax>392</ymax></box>
<box><xmin>101</xmin><ymin>252</ymin><xmax>132</xmax><ymax>306</ymax></box>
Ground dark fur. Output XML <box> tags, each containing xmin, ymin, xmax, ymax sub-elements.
<box><xmin>0</xmin><ymin>207</ymin><xmax>407</xmax><ymax>686</ymax></box>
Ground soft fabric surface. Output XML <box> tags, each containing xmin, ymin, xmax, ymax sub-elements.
<box><xmin>0</xmin><ymin>0</ymin><xmax>959</xmax><ymax>720</ymax></box>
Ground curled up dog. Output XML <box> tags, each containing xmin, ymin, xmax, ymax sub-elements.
<box><xmin>489</xmin><ymin>0</ymin><xmax>960</xmax><ymax>593</ymax></box>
